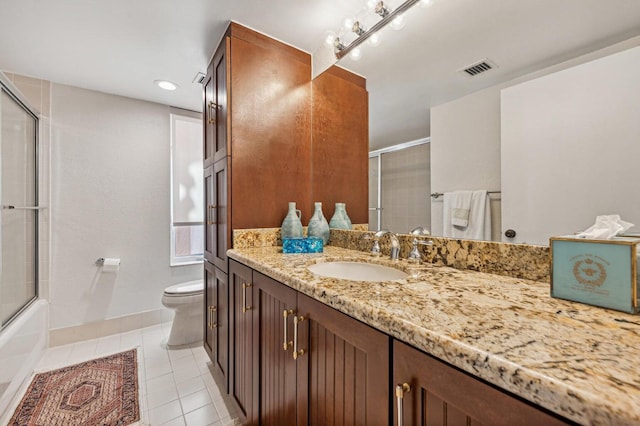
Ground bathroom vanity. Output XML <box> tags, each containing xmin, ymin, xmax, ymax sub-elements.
<box><xmin>220</xmin><ymin>244</ymin><xmax>640</xmax><ymax>426</ymax></box>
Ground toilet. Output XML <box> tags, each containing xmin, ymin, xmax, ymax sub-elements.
<box><xmin>161</xmin><ymin>280</ymin><xmax>204</xmax><ymax>347</ymax></box>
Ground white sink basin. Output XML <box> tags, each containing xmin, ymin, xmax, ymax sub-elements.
<box><xmin>308</xmin><ymin>261</ymin><xmax>408</xmax><ymax>282</ymax></box>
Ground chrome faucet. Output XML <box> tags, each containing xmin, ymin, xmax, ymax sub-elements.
<box><xmin>373</xmin><ymin>230</ymin><xmax>400</xmax><ymax>260</ymax></box>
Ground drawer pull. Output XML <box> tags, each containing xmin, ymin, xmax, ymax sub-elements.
<box><xmin>396</xmin><ymin>383</ymin><xmax>411</xmax><ymax>426</ymax></box>
<box><xmin>242</xmin><ymin>283</ymin><xmax>252</xmax><ymax>313</ymax></box>
<box><xmin>293</xmin><ymin>315</ymin><xmax>305</xmax><ymax>360</ymax></box>
<box><xmin>283</xmin><ymin>309</ymin><xmax>294</xmax><ymax>351</ymax></box>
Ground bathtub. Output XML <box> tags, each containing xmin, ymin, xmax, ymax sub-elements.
<box><xmin>0</xmin><ymin>299</ymin><xmax>48</xmax><ymax>421</ymax></box>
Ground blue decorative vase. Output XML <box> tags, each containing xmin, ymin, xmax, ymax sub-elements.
<box><xmin>329</xmin><ymin>203</ymin><xmax>351</xmax><ymax>230</ymax></box>
<box><xmin>307</xmin><ymin>202</ymin><xmax>330</xmax><ymax>245</ymax></box>
<box><xmin>281</xmin><ymin>202</ymin><xmax>303</xmax><ymax>239</ymax></box>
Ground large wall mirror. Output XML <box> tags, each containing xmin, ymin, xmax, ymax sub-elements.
<box><xmin>317</xmin><ymin>0</ymin><xmax>640</xmax><ymax>245</ymax></box>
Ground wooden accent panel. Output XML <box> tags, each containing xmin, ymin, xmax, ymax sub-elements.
<box><xmin>311</xmin><ymin>65</ymin><xmax>369</xmax><ymax>224</ymax></box>
<box><xmin>228</xmin><ymin>22</ymin><xmax>311</xmax><ymax>66</ymax></box>
<box><xmin>229</xmin><ymin>260</ymin><xmax>258</xmax><ymax>424</ymax></box>
<box><xmin>254</xmin><ymin>272</ymin><xmax>298</xmax><ymax>425</ymax></box>
<box><xmin>229</xmin><ymin>30</ymin><xmax>312</xmax><ymax>229</ymax></box>
<box><xmin>297</xmin><ymin>293</ymin><xmax>390</xmax><ymax>426</ymax></box>
<box><xmin>393</xmin><ymin>340</ymin><xmax>573</xmax><ymax>426</ymax></box>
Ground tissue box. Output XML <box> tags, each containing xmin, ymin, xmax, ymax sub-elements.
<box><xmin>282</xmin><ymin>237</ymin><xmax>323</xmax><ymax>254</ymax></box>
<box><xmin>550</xmin><ymin>236</ymin><xmax>640</xmax><ymax>314</ymax></box>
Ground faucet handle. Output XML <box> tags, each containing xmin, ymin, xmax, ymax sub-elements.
<box><xmin>370</xmin><ymin>240</ymin><xmax>382</xmax><ymax>257</ymax></box>
<box><xmin>408</xmin><ymin>238</ymin><xmax>433</xmax><ymax>263</ymax></box>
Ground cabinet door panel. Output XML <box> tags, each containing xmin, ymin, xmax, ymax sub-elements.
<box><xmin>212</xmin><ymin>158</ymin><xmax>228</xmax><ymax>272</ymax></box>
<box><xmin>253</xmin><ymin>272</ymin><xmax>297</xmax><ymax>425</ymax></box>
<box><xmin>203</xmin><ymin>166</ymin><xmax>214</xmax><ymax>264</ymax></box>
<box><xmin>203</xmin><ymin>65</ymin><xmax>214</xmax><ymax>167</ymax></box>
<box><xmin>212</xmin><ymin>37</ymin><xmax>229</xmax><ymax>162</ymax></box>
<box><xmin>229</xmin><ymin>260</ymin><xmax>257</xmax><ymax>424</ymax></box>
<box><xmin>204</xmin><ymin>261</ymin><xmax>215</xmax><ymax>357</ymax></box>
<box><xmin>297</xmin><ymin>293</ymin><xmax>390</xmax><ymax>426</ymax></box>
<box><xmin>213</xmin><ymin>267</ymin><xmax>229</xmax><ymax>390</ymax></box>
<box><xmin>393</xmin><ymin>340</ymin><xmax>571</xmax><ymax>426</ymax></box>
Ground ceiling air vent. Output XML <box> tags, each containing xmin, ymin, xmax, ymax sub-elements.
<box><xmin>458</xmin><ymin>59</ymin><xmax>497</xmax><ymax>77</ymax></box>
<box><xmin>192</xmin><ymin>72</ymin><xmax>206</xmax><ymax>84</ymax></box>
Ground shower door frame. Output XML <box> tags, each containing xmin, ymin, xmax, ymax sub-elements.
<box><xmin>0</xmin><ymin>72</ymin><xmax>40</xmax><ymax>331</ymax></box>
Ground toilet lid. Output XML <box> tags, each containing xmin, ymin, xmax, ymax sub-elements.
<box><xmin>164</xmin><ymin>280</ymin><xmax>204</xmax><ymax>296</ymax></box>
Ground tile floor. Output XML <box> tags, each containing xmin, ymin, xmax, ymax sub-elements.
<box><xmin>28</xmin><ymin>321</ymin><xmax>236</xmax><ymax>426</ymax></box>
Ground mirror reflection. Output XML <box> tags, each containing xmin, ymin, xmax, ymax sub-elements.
<box><xmin>324</xmin><ymin>0</ymin><xmax>640</xmax><ymax>245</ymax></box>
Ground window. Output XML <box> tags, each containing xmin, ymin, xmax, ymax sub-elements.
<box><xmin>170</xmin><ymin>111</ymin><xmax>203</xmax><ymax>265</ymax></box>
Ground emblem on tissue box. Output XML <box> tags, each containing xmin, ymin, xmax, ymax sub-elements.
<box><xmin>572</xmin><ymin>255</ymin><xmax>607</xmax><ymax>287</ymax></box>
<box><xmin>551</xmin><ymin>236</ymin><xmax>640</xmax><ymax>314</ymax></box>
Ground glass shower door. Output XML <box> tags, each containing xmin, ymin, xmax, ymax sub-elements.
<box><xmin>0</xmin><ymin>82</ymin><xmax>39</xmax><ymax>329</ymax></box>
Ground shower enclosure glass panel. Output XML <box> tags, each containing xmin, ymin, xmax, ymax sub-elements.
<box><xmin>0</xmin><ymin>84</ymin><xmax>38</xmax><ymax>329</ymax></box>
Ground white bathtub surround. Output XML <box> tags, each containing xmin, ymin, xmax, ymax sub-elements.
<box><xmin>0</xmin><ymin>300</ymin><xmax>49</xmax><ymax>419</ymax></box>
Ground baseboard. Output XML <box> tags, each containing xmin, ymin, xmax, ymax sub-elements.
<box><xmin>49</xmin><ymin>308</ymin><xmax>174</xmax><ymax>347</ymax></box>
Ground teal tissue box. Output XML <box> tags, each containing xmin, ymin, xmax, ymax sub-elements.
<box><xmin>282</xmin><ymin>237</ymin><xmax>323</xmax><ymax>254</ymax></box>
<box><xmin>550</xmin><ymin>236</ymin><xmax>640</xmax><ymax>314</ymax></box>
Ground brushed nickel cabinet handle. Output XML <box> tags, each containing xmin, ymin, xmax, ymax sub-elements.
<box><xmin>242</xmin><ymin>282</ymin><xmax>252</xmax><ymax>313</ymax></box>
<box><xmin>208</xmin><ymin>101</ymin><xmax>218</xmax><ymax>124</ymax></box>
<box><xmin>283</xmin><ymin>309</ymin><xmax>294</xmax><ymax>351</ymax></box>
<box><xmin>293</xmin><ymin>315</ymin><xmax>305</xmax><ymax>360</ymax></box>
<box><xmin>396</xmin><ymin>383</ymin><xmax>411</xmax><ymax>426</ymax></box>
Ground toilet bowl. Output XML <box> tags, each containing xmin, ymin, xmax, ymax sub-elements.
<box><xmin>161</xmin><ymin>280</ymin><xmax>204</xmax><ymax>347</ymax></box>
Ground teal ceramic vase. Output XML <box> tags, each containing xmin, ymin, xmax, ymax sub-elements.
<box><xmin>307</xmin><ymin>202</ymin><xmax>330</xmax><ymax>245</ymax></box>
<box><xmin>329</xmin><ymin>202</ymin><xmax>351</xmax><ymax>230</ymax></box>
<box><xmin>281</xmin><ymin>202</ymin><xmax>303</xmax><ymax>238</ymax></box>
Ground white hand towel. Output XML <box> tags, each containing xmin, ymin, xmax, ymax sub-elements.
<box><xmin>443</xmin><ymin>190</ymin><xmax>492</xmax><ymax>240</ymax></box>
<box><xmin>449</xmin><ymin>191</ymin><xmax>473</xmax><ymax>227</ymax></box>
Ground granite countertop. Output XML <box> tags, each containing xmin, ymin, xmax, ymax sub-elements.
<box><xmin>228</xmin><ymin>245</ymin><xmax>640</xmax><ymax>426</ymax></box>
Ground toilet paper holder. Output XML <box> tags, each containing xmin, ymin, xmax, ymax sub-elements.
<box><xmin>95</xmin><ymin>257</ymin><xmax>121</xmax><ymax>266</ymax></box>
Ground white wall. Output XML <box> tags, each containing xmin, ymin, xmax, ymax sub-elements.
<box><xmin>50</xmin><ymin>83</ymin><xmax>201</xmax><ymax>330</ymax></box>
<box><xmin>501</xmin><ymin>45</ymin><xmax>640</xmax><ymax>245</ymax></box>
<box><xmin>430</xmin><ymin>88</ymin><xmax>502</xmax><ymax>241</ymax></box>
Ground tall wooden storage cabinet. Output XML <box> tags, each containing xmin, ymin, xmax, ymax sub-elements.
<box><xmin>203</xmin><ymin>21</ymin><xmax>369</xmax><ymax>415</ymax></box>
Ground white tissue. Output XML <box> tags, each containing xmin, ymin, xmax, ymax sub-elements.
<box><xmin>575</xmin><ymin>215</ymin><xmax>634</xmax><ymax>240</ymax></box>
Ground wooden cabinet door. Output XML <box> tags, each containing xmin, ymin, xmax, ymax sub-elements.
<box><xmin>204</xmin><ymin>38</ymin><xmax>229</xmax><ymax>167</ymax></box>
<box><xmin>296</xmin><ymin>293</ymin><xmax>390</xmax><ymax>426</ymax></box>
<box><xmin>203</xmin><ymin>261</ymin><xmax>216</xmax><ymax>358</ymax></box>
<box><xmin>393</xmin><ymin>340</ymin><xmax>571</xmax><ymax>426</ymax></box>
<box><xmin>253</xmin><ymin>272</ymin><xmax>298</xmax><ymax>425</ymax></box>
<box><xmin>212</xmin><ymin>37</ymin><xmax>229</xmax><ymax>162</ymax></box>
<box><xmin>203</xmin><ymin>65</ymin><xmax>214</xmax><ymax>168</ymax></box>
<box><xmin>213</xmin><ymin>265</ymin><xmax>229</xmax><ymax>391</ymax></box>
<box><xmin>204</xmin><ymin>159</ymin><xmax>229</xmax><ymax>271</ymax></box>
<box><xmin>204</xmin><ymin>261</ymin><xmax>229</xmax><ymax>391</ymax></box>
<box><xmin>229</xmin><ymin>260</ymin><xmax>258</xmax><ymax>425</ymax></box>
<box><xmin>203</xmin><ymin>165</ymin><xmax>214</xmax><ymax>264</ymax></box>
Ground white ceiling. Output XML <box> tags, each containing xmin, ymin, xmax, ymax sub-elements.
<box><xmin>1</xmin><ymin>0</ymin><xmax>639</xmax><ymax>150</ymax></box>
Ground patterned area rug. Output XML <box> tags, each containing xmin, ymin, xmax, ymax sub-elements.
<box><xmin>9</xmin><ymin>349</ymin><xmax>139</xmax><ymax>426</ymax></box>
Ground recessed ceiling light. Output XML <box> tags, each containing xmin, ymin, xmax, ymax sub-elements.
<box><xmin>155</xmin><ymin>80</ymin><xmax>178</xmax><ymax>91</ymax></box>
